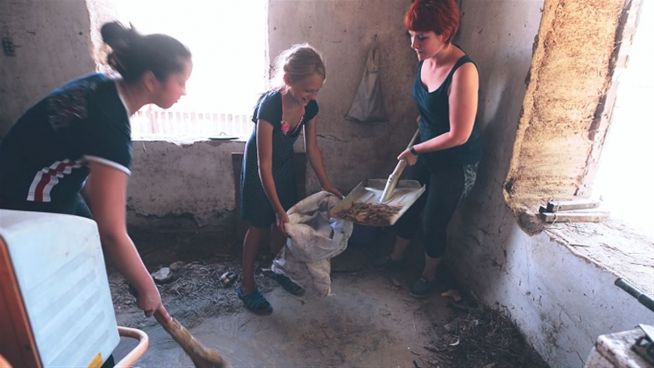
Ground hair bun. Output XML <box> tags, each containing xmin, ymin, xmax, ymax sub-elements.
<box><xmin>101</xmin><ymin>21</ymin><xmax>129</xmax><ymax>49</ymax></box>
<box><xmin>100</xmin><ymin>21</ymin><xmax>190</xmax><ymax>83</ymax></box>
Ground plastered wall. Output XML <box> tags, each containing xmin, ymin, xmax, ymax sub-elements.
<box><xmin>267</xmin><ymin>0</ymin><xmax>419</xmax><ymax>192</ymax></box>
<box><xmin>0</xmin><ymin>1</ymin><xmax>95</xmax><ymax>134</ymax></box>
<box><xmin>131</xmin><ymin>0</ymin><xmax>421</xmax><ymax>228</ymax></box>
<box><xmin>0</xmin><ymin>0</ymin><xmax>418</xmax><ymax>228</ymax></box>
<box><xmin>449</xmin><ymin>0</ymin><xmax>654</xmax><ymax>367</ymax></box>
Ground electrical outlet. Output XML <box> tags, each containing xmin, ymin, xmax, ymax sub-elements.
<box><xmin>2</xmin><ymin>36</ymin><xmax>16</xmax><ymax>56</ymax></box>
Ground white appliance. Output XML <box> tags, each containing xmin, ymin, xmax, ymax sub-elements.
<box><xmin>0</xmin><ymin>209</ymin><xmax>119</xmax><ymax>368</ymax></box>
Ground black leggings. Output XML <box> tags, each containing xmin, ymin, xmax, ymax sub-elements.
<box><xmin>393</xmin><ymin>159</ymin><xmax>466</xmax><ymax>258</ymax></box>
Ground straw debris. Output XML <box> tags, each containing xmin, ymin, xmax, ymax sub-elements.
<box><xmin>335</xmin><ymin>202</ymin><xmax>402</xmax><ymax>226</ymax></box>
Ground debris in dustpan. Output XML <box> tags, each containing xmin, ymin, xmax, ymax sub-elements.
<box><xmin>330</xmin><ymin>179</ymin><xmax>425</xmax><ymax>226</ymax></box>
<box><xmin>334</xmin><ymin>202</ymin><xmax>401</xmax><ymax>226</ymax></box>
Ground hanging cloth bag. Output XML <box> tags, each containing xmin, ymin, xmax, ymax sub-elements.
<box><xmin>345</xmin><ymin>39</ymin><xmax>387</xmax><ymax>123</ymax></box>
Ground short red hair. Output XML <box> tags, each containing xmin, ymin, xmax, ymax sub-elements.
<box><xmin>404</xmin><ymin>0</ymin><xmax>460</xmax><ymax>43</ymax></box>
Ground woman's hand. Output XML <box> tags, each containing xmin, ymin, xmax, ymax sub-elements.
<box><xmin>323</xmin><ymin>185</ymin><xmax>344</xmax><ymax>199</ymax></box>
<box><xmin>155</xmin><ymin>304</ymin><xmax>172</xmax><ymax>323</ymax></box>
<box><xmin>136</xmin><ymin>281</ymin><xmax>162</xmax><ymax>317</ymax></box>
<box><xmin>397</xmin><ymin>148</ymin><xmax>418</xmax><ymax>166</ymax></box>
<box><xmin>276</xmin><ymin>210</ymin><xmax>289</xmax><ymax>235</ymax></box>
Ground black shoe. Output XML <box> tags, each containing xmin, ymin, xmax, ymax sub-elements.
<box><xmin>409</xmin><ymin>277</ymin><xmax>435</xmax><ymax>298</ymax></box>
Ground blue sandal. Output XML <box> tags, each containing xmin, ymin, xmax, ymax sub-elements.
<box><xmin>271</xmin><ymin>272</ymin><xmax>305</xmax><ymax>296</ymax></box>
<box><xmin>237</xmin><ymin>287</ymin><xmax>273</xmax><ymax>315</ymax></box>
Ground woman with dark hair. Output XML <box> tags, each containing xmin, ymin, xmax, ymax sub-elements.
<box><xmin>0</xmin><ymin>21</ymin><xmax>192</xmax><ymax>316</ymax></box>
<box><xmin>375</xmin><ymin>0</ymin><xmax>481</xmax><ymax>297</ymax></box>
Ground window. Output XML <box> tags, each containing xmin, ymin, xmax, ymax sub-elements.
<box><xmin>105</xmin><ymin>1</ymin><xmax>268</xmax><ymax>141</ymax></box>
<box><xmin>502</xmin><ymin>1</ymin><xmax>646</xmax><ymax>235</ymax></box>
<box><xmin>593</xmin><ymin>0</ymin><xmax>654</xmax><ymax>238</ymax></box>
<box><xmin>499</xmin><ymin>0</ymin><xmax>653</xmax><ymax>302</ymax></box>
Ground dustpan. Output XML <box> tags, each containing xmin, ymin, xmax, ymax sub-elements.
<box><xmin>331</xmin><ymin>129</ymin><xmax>425</xmax><ymax>226</ymax></box>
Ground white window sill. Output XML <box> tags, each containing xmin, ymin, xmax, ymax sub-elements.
<box><xmin>545</xmin><ymin>219</ymin><xmax>654</xmax><ymax>302</ymax></box>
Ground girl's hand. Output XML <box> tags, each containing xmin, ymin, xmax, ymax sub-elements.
<box><xmin>397</xmin><ymin>148</ymin><xmax>418</xmax><ymax>166</ymax></box>
<box><xmin>136</xmin><ymin>282</ymin><xmax>162</xmax><ymax>317</ymax></box>
<box><xmin>276</xmin><ymin>211</ymin><xmax>289</xmax><ymax>235</ymax></box>
<box><xmin>323</xmin><ymin>185</ymin><xmax>344</xmax><ymax>199</ymax></box>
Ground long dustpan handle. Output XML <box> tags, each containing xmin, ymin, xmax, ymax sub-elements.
<box><xmin>379</xmin><ymin>129</ymin><xmax>420</xmax><ymax>202</ymax></box>
<box><xmin>403</xmin><ymin>129</ymin><xmax>420</xmax><ymax>157</ymax></box>
<box><xmin>394</xmin><ymin>129</ymin><xmax>420</xmax><ymax>175</ymax></box>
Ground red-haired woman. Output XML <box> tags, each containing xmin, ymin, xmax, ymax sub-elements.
<box><xmin>375</xmin><ymin>0</ymin><xmax>481</xmax><ymax>297</ymax></box>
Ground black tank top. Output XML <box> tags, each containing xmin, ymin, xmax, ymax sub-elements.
<box><xmin>412</xmin><ymin>53</ymin><xmax>482</xmax><ymax>168</ymax></box>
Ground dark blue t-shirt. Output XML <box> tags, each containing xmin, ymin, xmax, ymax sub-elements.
<box><xmin>413</xmin><ymin>55</ymin><xmax>482</xmax><ymax>167</ymax></box>
<box><xmin>240</xmin><ymin>90</ymin><xmax>318</xmax><ymax>227</ymax></box>
<box><xmin>0</xmin><ymin>73</ymin><xmax>132</xmax><ymax>214</ymax></box>
<box><xmin>248</xmin><ymin>90</ymin><xmax>319</xmax><ymax>167</ymax></box>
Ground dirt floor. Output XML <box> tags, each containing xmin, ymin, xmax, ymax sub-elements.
<box><xmin>109</xmin><ymin>231</ymin><xmax>549</xmax><ymax>368</ymax></box>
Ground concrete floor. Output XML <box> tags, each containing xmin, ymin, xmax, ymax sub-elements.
<box><xmin>115</xmin><ymin>253</ymin><xmax>452</xmax><ymax>367</ymax></box>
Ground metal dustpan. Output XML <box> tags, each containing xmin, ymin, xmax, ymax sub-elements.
<box><xmin>331</xmin><ymin>129</ymin><xmax>425</xmax><ymax>226</ymax></box>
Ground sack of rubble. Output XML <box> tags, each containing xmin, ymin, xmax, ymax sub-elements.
<box><xmin>271</xmin><ymin>191</ymin><xmax>353</xmax><ymax>296</ymax></box>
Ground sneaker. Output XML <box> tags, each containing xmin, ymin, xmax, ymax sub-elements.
<box><xmin>372</xmin><ymin>255</ymin><xmax>403</xmax><ymax>271</ymax></box>
<box><xmin>409</xmin><ymin>277</ymin><xmax>436</xmax><ymax>298</ymax></box>
<box><xmin>271</xmin><ymin>272</ymin><xmax>305</xmax><ymax>296</ymax></box>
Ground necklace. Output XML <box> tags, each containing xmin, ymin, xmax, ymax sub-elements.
<box><xmin>280</xmin><ymin>113</ymin><xmax>304</xmax><ymax>135</ymax></box>
<box><xmin>281</xmin><ymin>93</ymin><xmax>305</xmax><ymax>135</ymax></box>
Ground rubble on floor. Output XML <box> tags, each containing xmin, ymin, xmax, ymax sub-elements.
<box><xmin>109</xmin><ymin>250</ymin><xmax>550</xmax><ymax>367</ymax></box>
<box><xmin>109</xmin><ymin>257</ymin><xmax>275</xmax><ymax>329</ymax></box>
<box><xmin>417</xmin><ymin>298</ymin><xmax>550</xmax><ymax>368</ymax></box>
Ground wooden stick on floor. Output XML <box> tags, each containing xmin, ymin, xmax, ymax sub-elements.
<box><xmin>154</xmin><ymin>308</ymin><xmax>226</xmax><ymax>368</ymax></box>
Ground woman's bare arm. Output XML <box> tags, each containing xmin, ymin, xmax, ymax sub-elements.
<box><xmin>84</xmin><ymin>161</ymin><xmax>161</xmax><ymax>316</ymax></box>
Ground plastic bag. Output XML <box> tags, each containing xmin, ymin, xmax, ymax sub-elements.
<box><xmin>271</xmin><ymin>191</ymin><xmax>353</xmax><ymax>296</ymax></box>
<box><xmin>345</xmin><ymin>39</ymin><xmax>387</xmax><ymax>123</ymax></box>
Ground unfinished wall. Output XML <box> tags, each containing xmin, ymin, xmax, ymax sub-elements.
<box><xmin>449</xmin><ymin>0</ymin><xmax>654</xmax><ymax>367</ymax></box>
<box><xmin>125</xmin><ymin>0</ymin><xmax>420</xmax><ymax>230</ymax></box>
<box><xmin>267</xmin><ymin>0</ymin><xmax>419</xmax><ymax>192</ymax></box>
<box><xmin>125</xmin><ymin>140</ymin><xmax>243</xmax><ymax>228</ymax></box>
<box><xmin>0</xmin><ymin>1</ymin><xmax>95</xmax><ymax>135</ymax></box>
<box><xmin>0</xmin><ymin>0</ymin><xmax>418</xmax><ymax>232</ymax></box>
<box><xmin>121</xmin><ymin>0</ymin><xmax>419</xmax><ymax>234</ymax></box>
